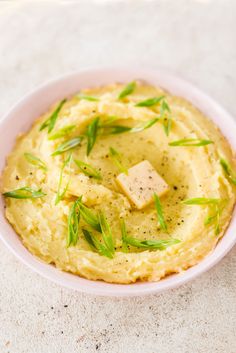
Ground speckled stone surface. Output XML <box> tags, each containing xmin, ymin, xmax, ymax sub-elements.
<box><xmin>0</xmin><ymin>1</ymin><xmax>236</xmax><ymax>352</ymax></box>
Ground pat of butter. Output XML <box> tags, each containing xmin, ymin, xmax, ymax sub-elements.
<box><xmin>116</xmin><ymin>160</ymin><xmax>169</xmax><ymax>209</ymax></box>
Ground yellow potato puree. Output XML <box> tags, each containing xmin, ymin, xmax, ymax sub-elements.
<box><xmin>1</xmin><ymin>82</ymin><xmax>236</xmax><ymax>283</ymax></box>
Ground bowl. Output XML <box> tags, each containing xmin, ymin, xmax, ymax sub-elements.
<box><xmin>0</xmin><ymin>67</ymin><xmax>236</xmax><ymax>297</ymax></box>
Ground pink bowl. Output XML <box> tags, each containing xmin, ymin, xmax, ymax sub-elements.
<box><xmin>0</xmin><ymin>67</ymin><xmax>235</xmax><ymax>296</ymax></box>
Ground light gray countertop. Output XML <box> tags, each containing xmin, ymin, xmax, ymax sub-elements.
<box><xmin>0</xmin><ymin>1</ymin><xmax>235</xmax><ymax>352</ymax></box>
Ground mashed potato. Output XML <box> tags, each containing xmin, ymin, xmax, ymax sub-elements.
<box><xmin>1</xmin><ymin>82</ymin><xmax>236</xmax><ymax>283</ymax></box>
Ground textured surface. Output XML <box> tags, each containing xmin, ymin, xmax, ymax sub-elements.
<box><xmin>0</xmin><ymin>1</ymin><xmax>236</xmax><ymax>352</ymax></box>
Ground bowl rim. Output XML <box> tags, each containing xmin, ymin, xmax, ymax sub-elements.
<box><xmin>0</xmin><ymin>66</ymin><xmax>236</xmax><ymax>297</ymax></box>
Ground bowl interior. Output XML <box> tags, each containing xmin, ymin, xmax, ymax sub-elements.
<box><xmin>0</xmin><ymin>67</ymin><xmax>236</xmax><ymax>296</ymax></box>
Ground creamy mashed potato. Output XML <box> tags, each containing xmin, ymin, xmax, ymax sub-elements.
<box><xmin>1</xmin><ymin>82</ymin><xmax>236</xmax><ymax>283</ymax></box>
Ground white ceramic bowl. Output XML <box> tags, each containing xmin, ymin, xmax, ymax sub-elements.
<box><xmin>0</xmin><ymin>67</ymin><xmax>236</xmax><ymax>297</ymax></box>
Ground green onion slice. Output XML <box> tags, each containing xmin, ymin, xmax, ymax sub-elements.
<box><xmin>118</xmin><ymin>81</ymin><xmax>136</xmax><ymax>99</ymax></box>
<box><xmin>77</xmin><ymin>199</ymin><xmax>101</xmax><ymax>232</ymax></box>
<box><xmin>74</xmin><ymin>159</ymin><xmax>102</xmax><ymax>180</ymax></box>
<box><xmin>24</xmin><ymin>153</ymin><xmax>47</xmax><ymax>171</ymax></box>
<box><xmin>220</xmin><ymin>158</ymin><xmax>236</xmax><ymax>185</ymax></box>
<box><xmin>86</xmin><ymin>117</ymin><xmax>100</xmax><ymax>156</ymax></box>
<box><xmin>82</xmin><ymin>229</ymin><xmax>114</xmax><ymax>259</ymax></box>
<box><xmin>77</xmin><ymin>94</ymin><xmax>99</xmax><ymax>102</ymax></box>
<box><xmin>98</xmin><ymin>211</ymin><xmax>115</xmax><ymax>254</ymax></box>
<box><xmin>67</xmin><ymin>197</ymin><xmax>81</xmax><ymax>247</ymax></box>
<box><xmin>154</xmin><ymin>193</ymin><xmax>168</xmax><ymax>231</ymax></box>
<box><xmin>55</xmin><ymin>154</ymin><xmax>72</xmax><ymax>205</ymax></box>
<box><xmin>3</xmin><ymin>187</ymin><xmax>46</xmax><ymax>199</ymax></box>
<box><xmin>135</xmin><ymin>96</ymin><xmax>164</xmax><ymax>107</ymax></box>
<box><xmin>52</xmin><ymin>136</ymin><xmax>83</xmax><ymax>156</ymax></box>
<box><xmin>48</xmin><ymin>125</ymin><xmax>76</xmax><ymax>140</ymax></box>
<box><xmin>169</xmin><ymin>139</ymin><xmax>213</xmax><ymax>147</ymax></box>
<box><xmin>109</xmin><ymin>147</ymin><xmax>128</xmax><ymax>175</ymax></box>
<box><xmin>40</xmin><ymin>99</ymin><xmax>66</xmax><ymax>133</ymax></box>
